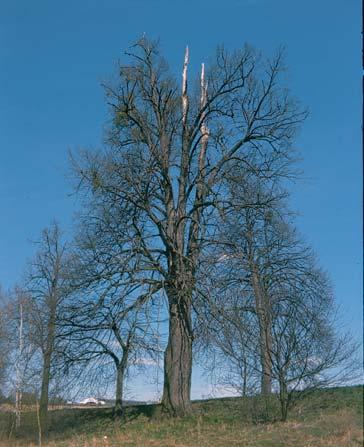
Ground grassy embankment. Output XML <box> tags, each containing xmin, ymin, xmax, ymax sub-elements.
<box><xmin>0</xmin><ymin>385</ymin><xmax>362</xmax><ymax>447</ymax></box>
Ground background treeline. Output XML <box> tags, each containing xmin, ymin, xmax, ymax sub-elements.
<box><xmin>0</xmin><ymin>37</ymin><xmax>360</xmax><ymax>437</ymax></box>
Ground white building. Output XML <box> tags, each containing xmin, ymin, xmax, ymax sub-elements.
<box><xmin>78</xmin><ymin>397</ymin><xmax>106</xmax><ymax>405</ymax></box>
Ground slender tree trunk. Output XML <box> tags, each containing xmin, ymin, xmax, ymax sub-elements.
<box><xmin>15</xmin><ymin>302</ymin><xmax>23</xmax><ymax>430</ymax></box>
<box><xmin>260</xmin><ymin>328</ymin><xmax>272</xmax><ymax>395</ymax></box>
<box><xmin>242</xmin><ymin>357</ymin><xmax>248</xmax><ymax>397</ymax></box>
<box><xmin>36</xmin><ymin>398</ymin><xmax>42</xmax><ymax>447</ymax></box>
<box><xmin>114</xmin><ymin>352</ymin><xmax>128</xmax><ymax>417</ymax></box>
<box><xmin>161</xmin><ymin>288</ymin><xmax>193</xmax><ymax>416</ymax></box>
<box><xmin>39</xmin><ymin>350</ymin><xmax>52</xmax><ymax>432</ymax></box>
<box><xmin>39</xmin><ymin>310</ymin><xmax>56</xmax><ymax>434</ymax></box>
<box><xmin>15</xmin><ymin>389</ymin><xmax>22</xmax><ymax>430</ymax></box>
<box><xmin>251</xmin><ymin>268</ymin><xmax>273</xmax><ymax>395</ymax></box>
<box><xmin>279</xmin><ymin>374</ymin><xmax>288</xmax><ymax>421</ymax></box>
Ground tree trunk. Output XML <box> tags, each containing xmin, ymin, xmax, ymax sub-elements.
<box><xmin>242</xmin><ymin>357</ymin><xmax>248</xmax><ymax>397</ymax></box>
<box><xmin>39</xmin><ymin>350</ymin><xmax>52</xmax><ymax>433</ymax></box>
<box><xmin>39</xmin><ymin>300</ymin><xmax>60</xmax><ymax>435</ymax></box>
<box><xmin>15</xmin><ymin>389</ymin><xmax>22</xmax><ymax>430</ymax></box>
<box><xmin>39</xmin><ymin>304</ymin><xmax>57</xmax><ymax>434</ymax></box>
<box><xmin>114</xmin><ymin>353</ymin><xmax>128</xmax><ymax>418</ymax></box>
<box><xmin>161</xmin><ymin>290</ymin><xmax>193</xmax><ymax>416</ymax></box>
<box><xmin>251</xmin><ymin>268</ymin><xmax>273</xmax><ymax>395</ymax></box>
<box><xmin>260</xmin><ymin>335</ymin><xmax>272</xmax><ymax>395</ymax></box>
<box><xmin>15</xmin><ymin>302</ymin><xmax>23</xmax><ymax>430</ymax></box>
<box><xmin>279</xmin><ymin>374</ymin><xmax>288</xmax><ymax>421</ymax></box>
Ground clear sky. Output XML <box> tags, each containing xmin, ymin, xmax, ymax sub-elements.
<box><xmin>0</xmin><ymin>0</ymin><xmax>362</xmax><ymax>399</ymax></box>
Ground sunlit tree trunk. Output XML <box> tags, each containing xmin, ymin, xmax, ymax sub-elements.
<box><xmin>15</xmin><ymin>302</ymin><xmax>23</xmax><ymax>430</ymax></box>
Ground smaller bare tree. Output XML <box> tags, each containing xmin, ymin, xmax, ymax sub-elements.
<box><xmin>196</xmin><ymin>190</ymin><xmax>360</xmax><ymax>421</ymax></box>
<box><xmin>61</xmin><ymin>296</ymin><xmax>158</xmax><ymax>417</ymax></box>
<box><xmin>5</xmin><ymin>288</ymin><xmax>38</xmax><ymax>429</ymax></box>
<box><xmin>23</xmin><ymin>222</ymin><xmax>69</xmax><ymax>433</ymax></box>
<box><xmin>60</xmin><ymin>214</ymin><xmax>160</xmax><ymax>417</ymax></box>
<box><xmin>0</xmin><ymin>289</ymin><xmax>11</xmax><ymax>395</ymax></box>
<box><xmin>269</xmin><ymin>270</ymin><xmax>360</xmax><ymax>421</ymax></box>
<box><xmin>195</xmin><ymin>282</ymin><xmax>260</xmax><ymax>397</ymax></box>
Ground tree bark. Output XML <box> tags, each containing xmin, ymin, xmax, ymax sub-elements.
<box><xmin>15</xmin><ymin>301</ymin><xmax>23</xmax><ymax>430</ymax></box>
<box><xmin>39</xmin><ymin>312</ymin><xmax>56</xmax><ymax>434</ymax></box>
<box><xmin>161</xmin><ymin>288</ymin><xmax>193</xmax><ymax>416</ymax></box>
<box><xmin>242</xmin><ymin>357</ymin><xmax>248</xmax><ymax>397</ymax></box>
<box><xmin>251</xmin><ymin>268</ymin><xmax>273</xmax><ymax>395</ymax></box>
<box><xmin>114</xmin><ymin>352</ymin><xmax>128</xmax><ymax>417</ymax></box>
<box><xmin>279</xmin><ymin>374</ymin><xmax>288</xmax><ymax>421</ymax></box>
<box><xmin>39</xmin><ymin>351</ymin><xmax>52</xmax><ymax>432</ymax></box>
<box><xmin>260</xmin><ymin>334</ymin><xmax>272</xmax><ymax>395</ymax></box>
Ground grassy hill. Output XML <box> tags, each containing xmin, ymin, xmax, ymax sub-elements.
<box><xmin>0</xmin><ymin>385</ymin><xmax>362</xmax><ymax>446</ymax></box>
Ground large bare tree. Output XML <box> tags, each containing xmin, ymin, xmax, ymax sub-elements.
<box><xmin>73</xmin><ymin>37</ymin><xmax>306</xmax><ymax>415</ymax></box>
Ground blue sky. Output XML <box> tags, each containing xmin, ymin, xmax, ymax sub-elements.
<box><xmin>0</xmin><ymin>0</ymin><xmax>362</xmax><ymax>399</ymax></box>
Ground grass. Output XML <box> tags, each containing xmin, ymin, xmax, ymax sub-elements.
<box><xmin>0</xmin><ymin>385</ymin><xmax>362</xmax><ymax>446</ymax></box>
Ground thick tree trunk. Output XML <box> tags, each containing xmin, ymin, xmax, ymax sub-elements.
<box><xmin>114</xmin><ymin>353</ymin><xmax>128</xmax><ymax>417</ymax></box>
<box><xmin>161</xmin><ymin>290</ymin><xmax>193</xmax><ymax>416</ymax></box>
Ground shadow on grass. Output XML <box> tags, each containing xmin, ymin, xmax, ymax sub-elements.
<box><xmin>0</xmin><ymin>403</ymin><xmax>161</xmax><ymax>444</ymax></box>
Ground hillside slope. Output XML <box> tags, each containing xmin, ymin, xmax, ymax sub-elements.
<box><xmin>0</xmin><ymin>386</ymin><xmax>362</xmax><ymax>447</ymax></box>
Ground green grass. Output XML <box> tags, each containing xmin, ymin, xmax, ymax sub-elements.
<box><xmin>0</xmin><ymin>385</ymin><xmax>362</xmax><ymax>446</ymax></box>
